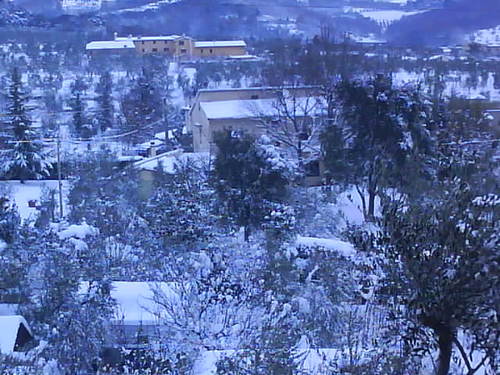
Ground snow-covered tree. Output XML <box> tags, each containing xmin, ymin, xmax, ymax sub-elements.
<box><xmin>96</xmin><ymin>71</ymin><xmax>114</xmax><ymax>133</ymax></box>
<box><xmin>2</xmin><ymin>68</ymin><xmax>49</xmax><ymax>182</ymax></box>
<box><xmin>372</xmin><ymin>180</ymin><xmax>499</xmax><ymax>375</ymax></box>
<box><xmin>212</xmin><ymin>131</ymin><xmax>292</xmax><ymax>240</ymax></box>
<box><xmin>121</xmin><ymin>69</ymin><xmax>162</xmax><ymax>144</ymax></box>
<box><xmin>321</xmin><ymin>76</ymin><xmax>434</xmax><ymax>219</ymax></box>
<box><xmin>69</xmin><ymin>76</ymin><xmax>93</xmax><ymax>138</ymax></box>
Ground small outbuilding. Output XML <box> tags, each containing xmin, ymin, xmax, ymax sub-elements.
<box><xmin>0</xmin><ymin>315</ymin><xmax>33</xmax><ymax>354</ymax></box>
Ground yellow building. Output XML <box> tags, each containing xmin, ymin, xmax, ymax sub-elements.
<box><xmin>87</xmin><ymin>34</ymin><xmax>247</xmax><ymax>58</ymax></box>
<box><xmin>115</xmin><ymin>35</ymin><xmax>194</xmax><ymax>57</ymax></box>
<box><xmin>192</xmin><ymin>41</ymin><xmax>247</xmax><ymax>58</ymax></box>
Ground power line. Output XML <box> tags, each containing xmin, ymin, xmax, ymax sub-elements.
<box><xmin>1</xmin><ymin>118</ymin><xmax>165</xmax><ymax>145</ymax></box>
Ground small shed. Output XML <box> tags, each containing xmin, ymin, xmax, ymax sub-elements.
<box><xmin>0</xmin><ymin>316</ymin><xmax>33</xmax><ymax>354</ymax></box>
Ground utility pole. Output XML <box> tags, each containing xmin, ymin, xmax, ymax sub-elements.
<box><xmin>57</xmin><ymin>124</ymin><xmax>64</xmax><ymax>219</ymax></box>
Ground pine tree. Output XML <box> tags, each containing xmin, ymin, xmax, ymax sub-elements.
<box><xmin>121</xmin><ymin>69</ymin><xmax>161</xmax><ymax>144</ymax></box>
<box><xmin>96</xmin><ymin>71</ymin><xmax>114</xmax><ymax>133</ymax></box>
<box><xmin>212</xmin><ymin>131</ymin><xmax>291</xmax><ymax>240</ymax></box>
<box><xmin>69</xmin><ymin>77</ymin><xmax>94</xmax><ymax>138</ymax></box>
<box><xmin>2</xmin><ymin>68</ymin><xmax>49</xmax><ymax>183</ymax></box>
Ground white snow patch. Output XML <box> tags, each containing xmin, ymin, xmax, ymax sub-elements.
<box><xmin>80</xmin><ymin>281</ymin><xmax>176</xmax><ymax>326</ymax></box>
<box><xmin>0</xmin><ymin>180</ymin><xmax>69</xmax><ymax>222</ymax></box>
<box><xmin>58</xmin><ymin>222</ymin><xmax>99</xmax><ymax>240</ymax></box>
<box><xmin>297</xmin><ymin>236</ymin><xmax>356</xmax><ymax>258</ymax></box>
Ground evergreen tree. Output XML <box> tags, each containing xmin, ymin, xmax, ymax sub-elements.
<box><xmin>69</xmin><ymin>77</ymin><xmax>93</xmax><ymax>138</ymax></box>
<box><xmin>321</xmin><ymin>76</ymin><xmax>434</xmax><ymax>219</ymax></box>
<box><xmin>96</xmin><ymin>71</ymin><xmax>114</xmax><ymax>133</ymax></box>
<box><xmin>121</xmin><ymin>69</ymin><xmax>161</xmax><ymax>144</ymax></box>
<box><xmin>212</xmin><ymin>131</ymin><xmax>291</xmax><ymax>240</ymax></box>
<box><xmin>2</xmin><ymin>68</ymin><xmax>49</xmax><ymax>183</ymax></box>
<box><xmin>0</xmin><ymin>197</ymin><xmax>25</xmax><ymax>304</ymax></box>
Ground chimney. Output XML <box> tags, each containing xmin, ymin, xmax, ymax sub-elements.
<box><xmin>114</xmin><ymin>32</ymin><xmax>118</xmax><ymax>40</ymax></box>
<box><xmin>148</xmin><ymin>141</ymin><xmax>157</xmax><ymax>157</ymax></box>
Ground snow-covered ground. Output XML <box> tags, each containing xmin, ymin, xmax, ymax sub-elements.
<box><xmin>344</xmin><ymin>7</ymin><xmax>426</xmax><ymax>29</ymax></box>
<box><xmin>392</xmin><ymin>69</ymin><xmax>500</xmax><ymax>102</ymax></box>
<box><xmin>0</xmin><ymin>180</ymin><xmax>69</xmax><ymax>222</ymax></box>
<box><xmin>468</xmin><ymin>25</ymin><xmax>500</xmax><ymax>45</ymax></box>
<box><xmin>109</xmin><ymin>0</ymin><xmax>182</xmax><ymax>14</ymax></box>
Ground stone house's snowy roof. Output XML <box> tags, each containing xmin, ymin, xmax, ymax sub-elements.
<box><xmin>199</xmin><ymin>97</ymin><xmax>325</xmax><ymax>120</ymax></box>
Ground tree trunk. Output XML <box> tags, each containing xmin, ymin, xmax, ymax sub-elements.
<box><xmin>244</xmin><ymin>226</ymin><xmax>251</xmax><ymax>242</ymax></box>
<box><xmin>367</xmin><ymin>189</ymin><xmax>376</xmax><ymax>220</ymax></box>
<box><xmin>436</xmin><ymin>328</ymin><xmax>454</xmax><ymax>375</ymax></box>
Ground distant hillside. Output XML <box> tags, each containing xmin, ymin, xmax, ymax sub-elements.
<box><xmin>0</xmin><ymin>1</ymin><xmax>35</xmax><ymax>26</ymax></box>
<box><xmin>12</xmin><ymin>0</ymin><xmax>62</xmax><ymax>16</ymax></box>
<box><xmin>386</xmin><ymin>0</ymin><xmax>500</xmax><ymax>46</ymax></box>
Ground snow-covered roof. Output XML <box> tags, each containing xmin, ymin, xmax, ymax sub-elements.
<box><xmin>116</xmin><ymin>35</ymin><xmax>184</xmax><ymax>42</ymax></box>
<box><xmin>296</xmin><ymin>236</ymin><xmax>356</xmax><ymax>258</ymax></box>
<box><xmin>79</xmin><ymin>281</ymin><xmax>177</xmax><ymax>326</ymax></box>
<box><xmin>134</xmin><ymin>150</ymin><xmax>209</xmax><ymax>173</ymax></box>
<box><xmin>194</xmin><ymin>40</ymin><xmax>246</xmax><ymax>48</ymax></box>
<box><xmin>192</xmin><ymin>348</ymin><xmax>339</xmax><ymax>375</ymax></box>
<box><xmin>0</xmin><ymin>316</ymin><xmax>32</xmax><ymax>354</ymax></box>
<box><xmin>101</xmin><ymin>282</ymin><xmax>176</xmax><ymax>325</ymax></box>
<box><xmin>86</xmin><ymin>40</ymin><xmax>135</xmax><ymax>50</ymax></box>
<box><xmin>200</xmin><ymin>97</ymin><xmax>324</xmax><ymax>120</ymax></box>
<box><xmin>226</xmin><ymin>54</ymin><xmax>258</xmax><ymax>60</ymax></box>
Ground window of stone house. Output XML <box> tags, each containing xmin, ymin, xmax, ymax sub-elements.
<box><xmin>142</xmin><ymin>41</ymin><xmax>145</xmax><ymax>44</ymax></box>
<box><xmin>153</xmin><ymin>41</ymin><xmax>156</xmax><ymax>44</ymax></box>
<box><xmin>210</xmin><ymin>49</ymin><xmax>213</xmax><ymax>53</ymax></box>
<box><xmin>181</xmin><ymin>48</ymin><xmax>187</xmax><ymax>53</ymax></box>
<box><xmin>142</xmin><ymin>49</ymin><xmax>145</xmax><ymax>52</ymax></box>
<box><xmin>164</xmin><ymin>48</ymin><xmax>168</xmax><ymax>52</ymax></box>
<box><xmin>152</xmin><ymin>48</ymin><xmax>158</xmax><ymax>52</ymax></box>
<box><xmin>251</xmin><ymin>95</ymin><xmax>259</xmax><ymax>99</ymax></box>
<box><xmin>179</xmin><ymin>41</ymin><xmax>185</xmax><ymax>46</ymax></box>
<box><xmin>200</xmin><ymin>49</ymin><xmax>204</xmax><ymax>53</ymax></box>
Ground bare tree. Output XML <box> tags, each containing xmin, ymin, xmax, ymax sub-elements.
<box><xmin>251</xmin><ymin>85</ymin><xmax>326</xmax><ymax>174</ymax></box>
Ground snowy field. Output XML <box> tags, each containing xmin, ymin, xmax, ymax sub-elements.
<box><xmin>469</xmin><ymin>25</ymin><xmax>500</xmax><ymax>45</ymax></box>
<box><xmin>0</xmin><ymin>180</ymin><xmax>69</xmax><ymax>222</ymax></box>
<box><xmin>344</xmin><ymin>7</ymin><xmax>426</xmax><ymax>28</ymax></box>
